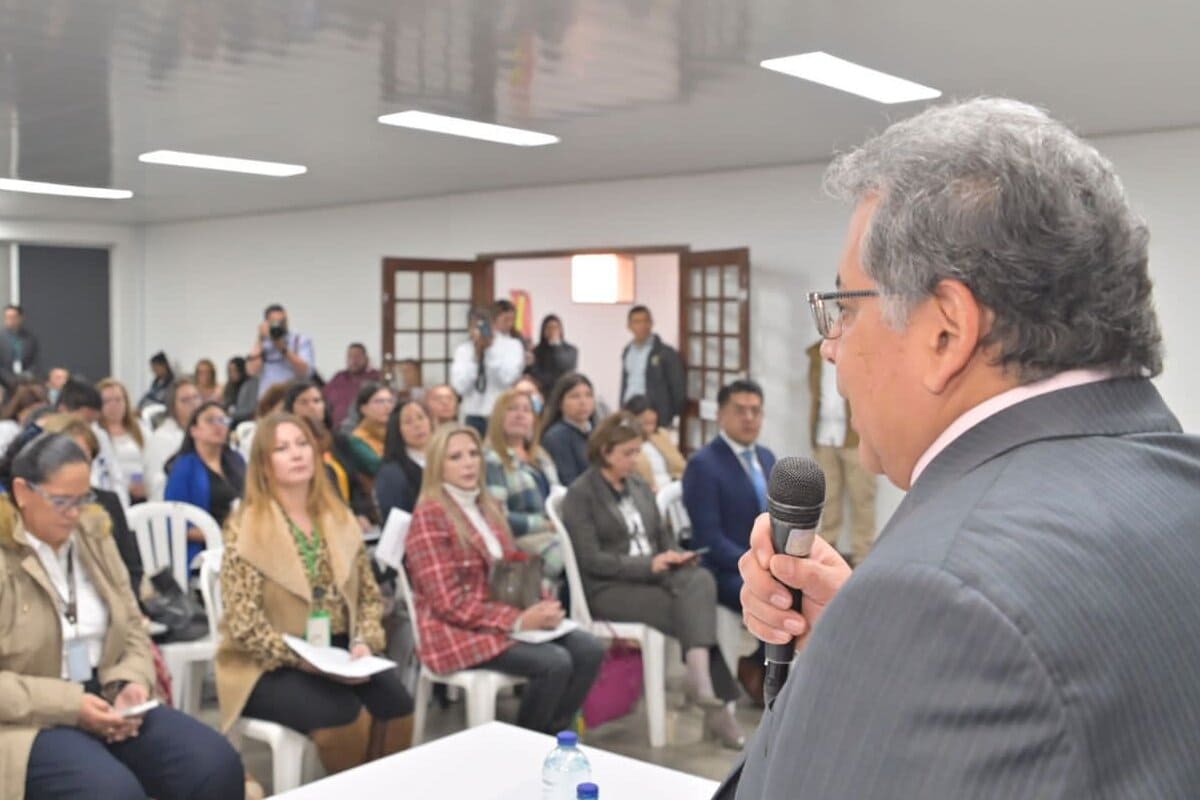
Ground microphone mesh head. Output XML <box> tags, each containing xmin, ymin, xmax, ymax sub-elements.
<box><xmin>767</xmin><ymin>457</ymin><xmax>826</xmax><ymax>527</ymax></box>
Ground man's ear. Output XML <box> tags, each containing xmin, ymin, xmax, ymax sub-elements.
<box><xmin>920</xmin><ymin>279</ymin><xmax>987</xmax><ymax>394</ymax></box>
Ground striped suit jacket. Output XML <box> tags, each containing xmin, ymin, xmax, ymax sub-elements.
<box><xmin>717</xmin><ymin>377</ymin><xmax>1200</xmax><ymax>798</ymax></box>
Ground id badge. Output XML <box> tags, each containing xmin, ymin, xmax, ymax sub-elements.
<box><xmin>305</xmin><ymin>611</ymin><xmax>331</xmax><ymax>648</ymax></box>
<box><xmin>66</xmin><ymin>639</ymin><xmax>91</xmax><ymax>682</ymax></box>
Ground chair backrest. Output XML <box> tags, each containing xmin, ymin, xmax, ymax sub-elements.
<box><xmin>655</xmin><ymin>480</ymin><xmax>692</xmax><ymax>546</ymax></box>
<box><xmin>126</xmin><ymin>501</ymin><xmax>223</xmax><ymax>587</ymax></box>
<box><xmin>233</xmin><ymin>421</ymin><xmax>257</xmax><ymax>462</ymax></box>
<box><xmin>140</xmin><ymin>403</ymin><xmax>167</xmax><ymax>430</ymax></box>
<box><xmin>544</xmin><ymin>487</ymin><xmax>593</xmax><ymax>626</ymax></box>
<box><xmin>394</xmin><ymin>564</ymin><xmax>422</xmax><ymax>653</ymax></box>
<box><xmin>198</xmin><ymin>548</ymin><xmax>224</xmax><ymax>632</ymax></box>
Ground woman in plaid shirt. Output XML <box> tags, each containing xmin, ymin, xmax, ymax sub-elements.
<box><xmin>405</xmin><ymin>424</ymin><xmax>604</xmax><ymax>733</ymax></box>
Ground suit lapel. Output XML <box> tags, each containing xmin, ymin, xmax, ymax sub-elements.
<box><xmin>712</xmin><ymin>436</ymin><xmax>756</xmax><ymax>499</ymax></box>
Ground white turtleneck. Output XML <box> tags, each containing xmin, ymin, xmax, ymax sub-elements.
<box><xmin>444</xmin><ymin>482</ymin><xmax>502</xmax><ymax>559</ymax></box>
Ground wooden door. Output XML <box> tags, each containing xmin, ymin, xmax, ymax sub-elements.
<box><xmin>381</xmin><ymin>258</ymin><xmax>494</xmax><ymax>388</ymax></box>
<box><xmin>678</xmin><ymin>248</ymin><xmax>750</xmax><ymax>454</ymax></box>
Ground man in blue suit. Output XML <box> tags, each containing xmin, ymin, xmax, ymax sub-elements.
<box><xmin>683</xmin><ymin>378</ymin><xmax>774</xmax><ymax>703</ymax></box>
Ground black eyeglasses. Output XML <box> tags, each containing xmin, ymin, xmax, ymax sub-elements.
<box><xmin>28</xmin><ymin>483</ymin><xmax>96</xmax><ymax>514</ymax></box>
<box><xmin>807</xmin><ymin>290</ymin><xmax>881</xmax><ymax>339</ymax></box>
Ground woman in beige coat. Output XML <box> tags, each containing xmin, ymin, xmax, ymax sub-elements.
<box><xmin>623</xmin><ymin>395</ymin><xmax>687</xmax><ymax>491</ymax></box>
<box><xmin>216</xmin><ymin>413</ymin><xmax>412</xmax><ymax>775</ymax></box>
<box><xmin>0</xmin><ymin>432</ymin><xmax>242</xmax><ymax>800</ymax></box>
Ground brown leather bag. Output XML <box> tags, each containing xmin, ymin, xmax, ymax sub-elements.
<box><xmin>489</xmin><ymin>552</ymin><xmax>544</xmax><ymax>609</ymax></box>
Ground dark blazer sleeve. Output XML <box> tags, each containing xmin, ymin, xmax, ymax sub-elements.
<box><xmin>375</xmin><ymin>462</ymin><xmax>416</xmax><ymax>516</ymax></box>
<box><xmin>741</xmin><ymin>562</ymin><xmax>1069</xmax><ymax>798</ymax></box>
<box><xmin>682</xmin><ymin>453</ymin><xmax>745</xmax><ymax>572</ymax></box>
<box><xmin>663</xmin><ymin>344</ymin><xmax>686</xmax><ymax>417</ymax></box>
<box><xmin>562</xmin><ymin>475</ymin><xmax>656</xmax><ymax>583</ymax></box>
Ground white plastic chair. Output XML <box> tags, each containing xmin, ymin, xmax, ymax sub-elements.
<box><xmin>233</xmin><ymin>420</ymin><xmax>257</xmax><ymax>462</ymax></box>
<box><xmin>199</xmin><ymin>550</ymin><xmax>319</xmax><ymax>793</ymax></box>
<box><xmin>656</xmin><ymin>482</ymin><xmax>746</xmax><ymax>674</ymax></box>
<box><xmin>654</xmin><ymin>481</ymin><xmax>692</xmax><ymax>546</ymax></box>
<box><xmin>127</xmin><ymin>501</ymin><xmax>223</xmax><ymax>713</ymax></box>
<box><xmin>395</xmin><ymin>566</ymin><xmax>527</xmax><ymax>745</ymax></box>
<box><xmin>546</xmin><ymin>487</ymin><xmax>669</xmax><ymax>747</ymax></box>
<box><xmin>140</xmin><ymin>403</ymin><xmax>167</xmax><ymax>430</ymax></box>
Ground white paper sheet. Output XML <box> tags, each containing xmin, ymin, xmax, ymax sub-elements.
<box><xmin>373</xmin><ymin>507</ymin><xmax>413</xmax><ymax>571</ymax></box>
<box><xmin>283</xmin><ymin>635</ymin><xmax>398</xmax><ymax>679</ymax></box>
<box><xmin>509</xmin><ymin>618</ymin><xmax>580</xmax><ymax>644</ymax></box>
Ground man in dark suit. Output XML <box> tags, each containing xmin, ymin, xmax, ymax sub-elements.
<box><xmin>718</xmin><ymin>98</ymin><xmax>1200</xmax><ymax>798</ymax></box>
<box><xmin>683</xmin><ymin>378</ymin><xmax>774</xmax><ymax>703</ymax></box>
<box><xmin>619</xmin><ymin>306</ymin><xmax>685</xmax><ymax>428</ymax></box>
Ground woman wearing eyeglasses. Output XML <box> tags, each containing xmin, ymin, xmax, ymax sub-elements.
<box><xmin>561</xmin><ymin>412</ymin><xmax>745</xmax><ymax>748</ymax></box>
<box><xmin>346</xmin><ymin>383</ymin><xmax>396</xmax><ymax>480</ymax></box>
<box><xmin>0</xmin><ymin>432</ymin><xmax>244</xmax><ymax>800</ymax></box>
<box><xmin>164</xmin><ymin>401</ymin><xmax>247</xmax><ymax>565</ymax></box>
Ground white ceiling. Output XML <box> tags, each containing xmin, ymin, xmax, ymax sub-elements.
<box><xmin>1</xmin><ymin>0</ymin><xmax>1198</xmax><ymax>224</ymax></box>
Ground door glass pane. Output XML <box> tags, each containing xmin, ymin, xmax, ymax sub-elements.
<box><xmin>393</xmin><ymin>271</ymin><xmax>419</xmax><ymax>298</ymax></box>
<box><xmin>422</xmin><ymin>301</ymin><xmax>447</xmax><ymax>329</ymax></box>
<box><xmin>689</xmin><ymin>303</ymin><xmax>704</xmax><ymax>333</ymax></box>
<box><xmin>705</xmin><ymin>266</ymin><xmax>720</xmax><ymax>298</ymax></box>
<box><xmin>705</xmin><ymin>301</ymin><xmax>720</xmax><ymax>331</ymax></box>
<box><xmin>687</xmin><ymin>417</ymin><xmax>704</xmax><ymax>451</ymax></box>
<box><xmin>448</xmin><ymin>302</ymin><xmax>472</xmax><ymax>329</ymax></box>
<box><xmin>723</xmin><ymin>337</ymin><xmax>740</xmax><ymax>371</ymax></box>
<box><xmin>723</xmin><ymin>301</ymin><xmax>740</xmax><ymax>335</ymax></box>
<box><xmin>422</xmin><ymin>271</ymin><xmax>446</xmax><ymax>299</ymax></box>
<box><xmin>704</xmin><ymin>370</ymin><xmax>720</xmax><ymax>398</ymax></box>
<box><xmin>723</xmin><ymin>265</ymin><xmax>740</xmax><ymax>297</ymax></box>
<box><xmin>689</xmin><ymin>268</ymin><xmax>704</xmax><ymax>299</ymax></box>
<box><xmin>448</xmin><ymin>272</ymin><xmax>472</xmax><ymax>300</ymax></box>
<box><xmin>706</xmin><ymin>336</ymin><xmax>721</xmax><ymax>368</ymax></box>
<box><xmin>395</xmin><ymin>302</ymin><xmax>419</xmax><ymax>329</ymax></box>
<box><xmin>422</xmin><ymin>333</ymin><xmax>446</xmax><ymax>360</ymax></box>
<box><xmin>687</xmin><ymin>370</ymin><xmax>702</xmax><ymax>399</ymax></box>
<box><xmin>688</xmin><ymin>336</ymin><xmax>703</xmax><ymax>365</ymax></box>
<box><xmin>423</xmin><ymin>360</ymin><xmax>446</xmax><ymax>384</ymax></box>
<box><xmin>393</xmin><ymin>333</ymin><xmax>419</xmax><ymax>359</ymax></box>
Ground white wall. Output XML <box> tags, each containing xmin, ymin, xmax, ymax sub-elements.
<box><xmin>494</xmin><ymin>254</ymin><xmax>679</xmax><ymax>411</ymax></box>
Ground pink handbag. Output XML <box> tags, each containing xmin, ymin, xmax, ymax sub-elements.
<box><xmin>581</xmin><ymin>629</ymin><xmax>644</xmax><ymax>729</ymax></box>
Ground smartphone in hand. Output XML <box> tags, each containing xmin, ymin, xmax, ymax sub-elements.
<box><xmin>119</xmin><ymin>699</ymin><xmax>160</xmax><ymax>719</ymax></box>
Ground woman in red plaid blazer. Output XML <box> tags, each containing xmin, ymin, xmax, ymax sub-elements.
<box><xmin>406</xmin><ymin>424</ymin><xmax>605</xmax><ymax>734</ymax></box>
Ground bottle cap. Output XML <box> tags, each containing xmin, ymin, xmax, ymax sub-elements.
<box><xmin>576</xmin><ymin>782</ymin><xmax>599</xmax><ymax>799</ymax></box>
<box><xmin>556</xmin><ymin>731</ymin><xmax>579</xmax><ymax>747</ymax></box>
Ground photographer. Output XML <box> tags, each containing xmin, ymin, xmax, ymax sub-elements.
<box><xmin>246</xmin><ymin>304</ymin><xmax>314</xmax><ymax>398</ymax></box>
<box><xmin>449</xmin><ymin>303</ymin><xmax>524</xmax><ymax>436</ymax></box>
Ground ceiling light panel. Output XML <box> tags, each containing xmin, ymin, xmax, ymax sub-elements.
<box><xmin>760</xmin><ymin>51</ymin><xmax>940</xmax><ymax>104</ymax></box>
<box><xmin>0</xmin><ymin>178</ymin><xmax>133</xmax><ymax>199</ymax></box>
<box><xmin>138</xmin><ymin>150</ymin><xmax>307</xmax><ymax>176</ymax></box>
<box><xmin>378</xmin><ymin>111</ymin><xmax>559</xmax><ymax>147</ymax></box>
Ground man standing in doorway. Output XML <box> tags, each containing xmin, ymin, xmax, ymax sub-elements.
<box><xmin>807</xmin><ymin>340</ymin><xmax>877</xmax><ymax>566</ymax></box>
<box><xmin>620</xmin><ymin>305</ymin><xmax>685</xmax><ymax>428</ymax></box>
<box><xmin>0</xmin><ymin>304</ymin><xmax>39</xmax><ymax>390</ymax></box>
<box><xmin>324</xmin><ymin>342</ymin><xmax>382</xmax><ymax>429</ymax></box>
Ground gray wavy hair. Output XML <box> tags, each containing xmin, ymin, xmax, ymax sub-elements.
<box><xmin>823</xmin><ymin>97</ymin><xmax>1162</xmax><ymax>381</ymax></box>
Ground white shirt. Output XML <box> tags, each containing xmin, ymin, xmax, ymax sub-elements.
<box><xmin>623</xmin><ymin>339</ymin><xmax>653</xmax><ymax>401</ymax></box>
<box><xmin>617</xmin><ymin>494</ymin><xmax>652</xmax><ymax>556</ymax></box>
<box><xmin>815</xmin><ymin>358</ymin><xmax>848</xmax><ymax>447</ymax></box>
<box><xmin>407</xmin><ymin>448</ymin><xmax>427</xmax><ymax>469</ymax></box>
<box><xmin>444</xmin><ymin>483</ymin><xmax>503</xmax><ymax>559</ymax></box>
<box><xmin>449</xmin><ymin>334</ymin><xmax>525</xmax><ymax>418</ymax></box>
<box><xmin>27</xmin><ymin>534</ymin><xmax>109</xmax><ymax>679</ymax></box>
<box><xmin>641</xmin><ymin>440</ymin><xmax>672</xmax><ymax>490</ymax></box>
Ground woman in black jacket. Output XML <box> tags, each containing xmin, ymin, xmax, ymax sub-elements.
<box><xmin>529</xmin><ymin>315</ymin><xmax>578</xmax><ymax>396</ymax></box>
<box><xmin>374</xmin><ymin>398</ymin><xmax>433</xmax><ymax>518</ymax></box>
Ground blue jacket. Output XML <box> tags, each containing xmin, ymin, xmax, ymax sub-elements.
<box><xmin>164</xmin><ymin>450</ymin><xmax>246</xmax><ymax>565</ymax></box>
<box><xmin>540</xmin><ymin>420</ymin><xmax>591</xmax><ymax>487</ymax></box>
<box><xmin>682</xmin><ymin>436</ymin><xmax>775</xmax><ymax>573</ymax></box>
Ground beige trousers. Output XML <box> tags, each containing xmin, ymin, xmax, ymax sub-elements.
<box><xmin>813</xmin><ymin>444</ymin><xmax>878</xmax><ymax>564</ymax></box>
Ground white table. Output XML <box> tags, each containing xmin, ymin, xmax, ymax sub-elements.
<box><xmin>275</xmin><ymin>721</ymin><xmax>720</xmax><ymax>799</ymax></box>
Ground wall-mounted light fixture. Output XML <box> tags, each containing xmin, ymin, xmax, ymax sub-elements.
<box><xmin>570</xmin><ymin>253</ymin><xmax>635</xmax><ymax>304</ymax></box>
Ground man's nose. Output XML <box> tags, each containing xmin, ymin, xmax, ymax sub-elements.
<box><xmin>820</xmin><ymin>337</ymin><xmax>837</xmax><ymax>364</ymax></box>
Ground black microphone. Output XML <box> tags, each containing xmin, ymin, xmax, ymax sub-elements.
<box><xmin>762</xmin><ymin>456</ymin><xmax>826</xmax><ymax>706</ymax></box>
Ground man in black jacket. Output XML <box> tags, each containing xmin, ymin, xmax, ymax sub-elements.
<box><xmin>0</xmin><ymin>304</ymin><xmax>39</xmax><ymax>390</ymax></box>
<box><xmin>620</xmin><ymin>305</ymin><xmax>685</xmax><ymax>428</ymax></box>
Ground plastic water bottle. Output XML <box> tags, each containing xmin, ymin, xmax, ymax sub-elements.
<box><xmin>541</xmin><ymin>731</ymin><xmax>591</xmax><ymax>800</ymax></box>
<box><xmin>576</xmin><ymin>782</ymin><xmax>599</xmax><ymax>799</ymax></box>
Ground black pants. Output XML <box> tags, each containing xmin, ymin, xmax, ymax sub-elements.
<box><xmin>25</xmin><ymin>706</ymin><xmax>244</xmax><ymax>800</ymax></box>
<box><xmin>243</xmin><ymin>666</ymin><xmax>414</xmax><ymax>733</ymax></box>
<box><xmin>476</xmin><ymin>630</ymin><xmax>605</xmax><ymax>734</ymax></box>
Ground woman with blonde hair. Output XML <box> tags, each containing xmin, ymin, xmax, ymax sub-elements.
<box><xmin>483</xmin><ymin>389</ymin><xmax>562</xmax><ymax>576</ymax></box>
<box><xmin>406</xmin><ymin>424</ymin><xmax>604</xmax><ymax>734</ymax></box>
<box><xmin>193</xmin><ymin>358</ymin><xmax>223</xmax><ymax>403</ymax></box>
<box><xmin>216</xmin><ymin>413</ymin><xmax>413</xmax><ymax>774</ymax></box>
<box><xmin>95</xmin><ymin>378</ymin><xmax>151</xmax><ymax>503</ymax></box>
